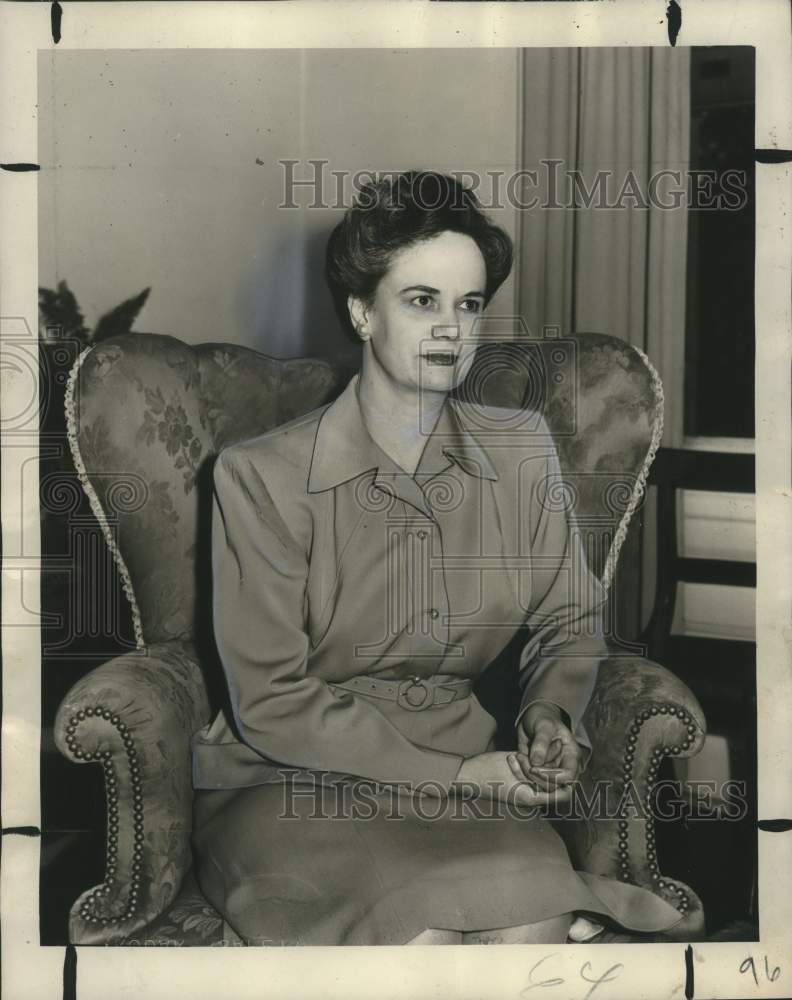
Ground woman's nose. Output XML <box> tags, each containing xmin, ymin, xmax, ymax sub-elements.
<box><xmin>431</xmin><ymin>323</ymin><xmax>460</xmax><ymax>341</ymax></box>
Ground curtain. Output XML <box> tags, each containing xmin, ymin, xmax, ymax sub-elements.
<box><xmin>518</xmin><ymin>46</ymin><xmax>691</xmax><ymax>444</ymax></box>
<box><xmin>517</xmin><ymin>47</ymin><xmax>691</xmax><ymax>639</ymax></box>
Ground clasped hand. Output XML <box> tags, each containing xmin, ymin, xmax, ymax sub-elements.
<box><xmin>453</xmin><ymin>703</ymin><xmax>582</xmax><ymax>808</ymax></box>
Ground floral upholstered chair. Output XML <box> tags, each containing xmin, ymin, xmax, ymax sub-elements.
<box><xmin>54</xmin><ymin>331</ymin><xmax>707</xmax><ymax>945</ymax></box>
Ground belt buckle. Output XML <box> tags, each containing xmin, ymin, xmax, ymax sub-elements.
<box><xmin>397</xmin><ymin>675</ymin><xmax>432</xmax><ymax>711</ymax></box>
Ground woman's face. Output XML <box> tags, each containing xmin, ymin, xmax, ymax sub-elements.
<box><xmin>351</xmin><ymin>230</ymin><xmax>489</xmax><ymax>394</ymax></box>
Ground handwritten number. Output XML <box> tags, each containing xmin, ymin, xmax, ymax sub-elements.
<box><xmin>765</xmin><ymin>956</ymin><xmax>781</xmax><ymax>982</ymax></box>
<box><xmin>739</xmin><ymin>956</ymin><xmax>782</xmax><ymax>985</ymax></box>
<box><xmin>580</xmin><ymin>961</ymin><xmax>625</xmax><ymax>1000</ymax></box>
<box><xmin>520</xmin><ymin>956</ymin><xmax>624</xmax><ymax>998</ymax></box>
<box><xmin>519</xmin><ymin>954</ymin><xmax>564</xmax><ymax>994</ymax></box>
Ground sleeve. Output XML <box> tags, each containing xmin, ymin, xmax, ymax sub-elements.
<box><xmin>513</xmin><ymin>430</ymin><xmax>609</xmax><ymax>774</ymax></box>
<box><xmin>211</xmin><ymin>449</ymin><xmax>466</xmax><ymax>793</ymax></box>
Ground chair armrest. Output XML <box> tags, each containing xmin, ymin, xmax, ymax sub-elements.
<box><xmin>555</xmin><ymin>654</ymin><xmax>708</xmax><ymax>939</ymax></box>
<box><xmin>54</xmin><ymin>640</ymin><xmax>211</xmax><ymax>945</ymax></box>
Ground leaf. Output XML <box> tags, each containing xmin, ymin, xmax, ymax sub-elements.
<box><xmin>135</xmin><ymin>410</ymin><xmax>157</xmax><ymax>446</ymax></box>
<box><xmin>39</xmin><ymin>280</ymin><xmax>91</xmax><ymax>347</ymax></box>
<box><xmin>151</xmin><ymin>924</ymin><xmax>179</xmax><ymax>937</ymax></box>
<box><xmin>135</xmin><ymin>423</ymin><xmax>156</xmax><ymax>447</ymax></box>
<box><xmin>183</xmin><ymin>914</ymin><xmax>213</xmax><ymax>932</ymax></box>
<box><xmin>174</xmin><ymin>455</ymin><xmax>186</xmax><ymax>469</ymax></box>
<box><xmin>145</xmin><ymin>387</ymin><xmax>165</xmax><ymax>414</ymax></box>
<box><xmin>93</xmin><ymin>287</ymin><xmax>151</xmax><ymax>342</ymax></box>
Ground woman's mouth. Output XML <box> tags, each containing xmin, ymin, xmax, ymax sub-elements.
<box><xmin>422</xmin><ymin>351</ymin><xmax>457</xmax><ymax>366</ymax></box>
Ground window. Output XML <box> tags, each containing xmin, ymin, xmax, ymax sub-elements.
<box><xmin>684</xmin><ymin>47</ymin><xmax>755</xmax><ymax>440</ymax></box>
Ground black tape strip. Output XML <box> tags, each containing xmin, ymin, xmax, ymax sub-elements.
<box><xmin>52</xmin><ymin>1</ymin><xmax>62</xmax><ymax>45</ymax></box>
<box><xmin>666</xmin><ymin>1</ymin><xmax>682</xmax><ymax>47</ymax></box>
<box><xmin>63</xmin><ymin>944</ymin><xmax>77</xmax><ymax>1000</ymax></box>
<box><xmin>0</xmin><ymin>163</ymin><xmax>41</xmax><ymax>172</ymax></box>
<box><xmin>685</xmin><ymin>944</ymin><xmax>695</xmax><ymax>999</ymax></box>
<box><xmin>758</xmin><ymin>818</ymin><xmax>792</xmax><ymax>832</ymax></box>
<box><xmin>755</xmin><ymin>149</ymin><xmax>792</xmax><ymax>164</ymax></box>
<box><xmin>1</xmin><ymin>826</ymin><xmax>41</xmax><ymax>836</ymax></box>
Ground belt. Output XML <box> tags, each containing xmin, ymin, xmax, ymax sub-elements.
<box><xmin>329</xmin><ymin>674</ymin><xmax>473</xmax><ymax>712</ymax></box>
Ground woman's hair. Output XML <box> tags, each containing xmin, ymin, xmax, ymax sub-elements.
<box><xmin>325</xmin><ymin>170</ymin><xmax>513</xmax><ymax>339</ymax></box>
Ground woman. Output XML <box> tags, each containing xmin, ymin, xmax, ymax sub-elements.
<box><xmin>190</xmin><ymin>171</ymin><xmax>684</xmax><ymax>946</ymax></box>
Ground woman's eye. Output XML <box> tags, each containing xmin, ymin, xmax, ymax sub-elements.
<box><xmin>459</xmin><ymin>299</ymin><xmax>483</xmax><ymax>314</ymax></box>
<box><xmin>410</xmin><ymin>295</ymin><xmax>435</xmax><ymax>309</ymax></box>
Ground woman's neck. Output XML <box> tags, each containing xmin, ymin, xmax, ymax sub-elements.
<box><xmin>355</xmin><ymin>363</ymin><xmax>446</xmax><ymax>478</ymax></box>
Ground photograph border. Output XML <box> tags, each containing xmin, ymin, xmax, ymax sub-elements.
<box><xmin>2</xmin><ymin>2</ymin><xmax>790</xmax><ymax>998</ymax></box>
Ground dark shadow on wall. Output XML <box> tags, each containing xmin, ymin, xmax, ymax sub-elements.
<box><xmin>237</xmin><ymin>221</ymin><xmax>362</xmax><ymax>370</ymax></box>
<box><xmin>302</xmin><ymin>224</ymin><xmax>362</xmax><ymax>368</ymax></box>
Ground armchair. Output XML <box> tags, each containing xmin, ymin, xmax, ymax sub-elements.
<box><xmin>54</xmin><ymin>331</ymin><xmax>707</xmax><ymax>945</ymax></box>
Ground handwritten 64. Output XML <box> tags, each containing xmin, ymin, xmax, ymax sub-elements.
<box><xmin>521</xmin><ymin>953</ymin><xmax>624</xmax><ymax>1000</ymax></box>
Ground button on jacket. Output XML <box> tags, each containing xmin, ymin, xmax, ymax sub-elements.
<box><xmin>192</xmin><ymin>371</ymin><xmax>609</xmax><ymax>792</ymax></box>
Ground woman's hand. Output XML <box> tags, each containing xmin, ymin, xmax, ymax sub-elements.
<box><xmin>515</xmin><ymin>702</ymin><xmax>583</xmax><ymax>793</ymax></box>
<box><xmin>453</xmin><ymin>751</ymin><xmax>573</xmax><ymax>809</ymax></box>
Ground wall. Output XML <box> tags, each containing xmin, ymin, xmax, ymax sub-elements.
<box><xmin>38</xmin><ymin>48</ymin><xmax>521</xmax><ymax>366</ymax></box>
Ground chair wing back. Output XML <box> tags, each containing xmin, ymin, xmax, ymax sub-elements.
<box><xmin>67</xmin><ymin>330</ymin><xmax>660</xmax><ymax>647</ymax></box>
<box><xmin>454</xmin><ymin>333</ymin><xmax>662</xmax><ymax>583</ymax></box>
<box><xmin>67</xmin><ymin>333</ymin><xmax>346</xmax><ymax>646</ymax></box>
<box><xmin>554</xmin><ymin>334</ymin><xmax>661</xmax><ymax>582</ymax></box>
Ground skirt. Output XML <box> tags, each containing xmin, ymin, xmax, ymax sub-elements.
<box><xmin>192</xmin><ymin>770</ymin><xmax>685</xmax><ymax>946</ymax></box>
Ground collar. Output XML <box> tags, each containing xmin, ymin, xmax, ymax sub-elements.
<box><xmin>307</xmin><ymin>372</ymin><xmax>499</xmax><ymax>496</ymax></box>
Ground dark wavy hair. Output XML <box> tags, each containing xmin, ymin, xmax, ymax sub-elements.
<box><xmin>325</xmin><ymin>170</ymin><xmax>514</xmax><ymax>340</ymax></box>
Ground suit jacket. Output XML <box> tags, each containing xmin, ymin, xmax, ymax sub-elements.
<box><xmin>191</xmin><ymin>371</ymin><xmax>609</xmax><ymax>792</ymax></box>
